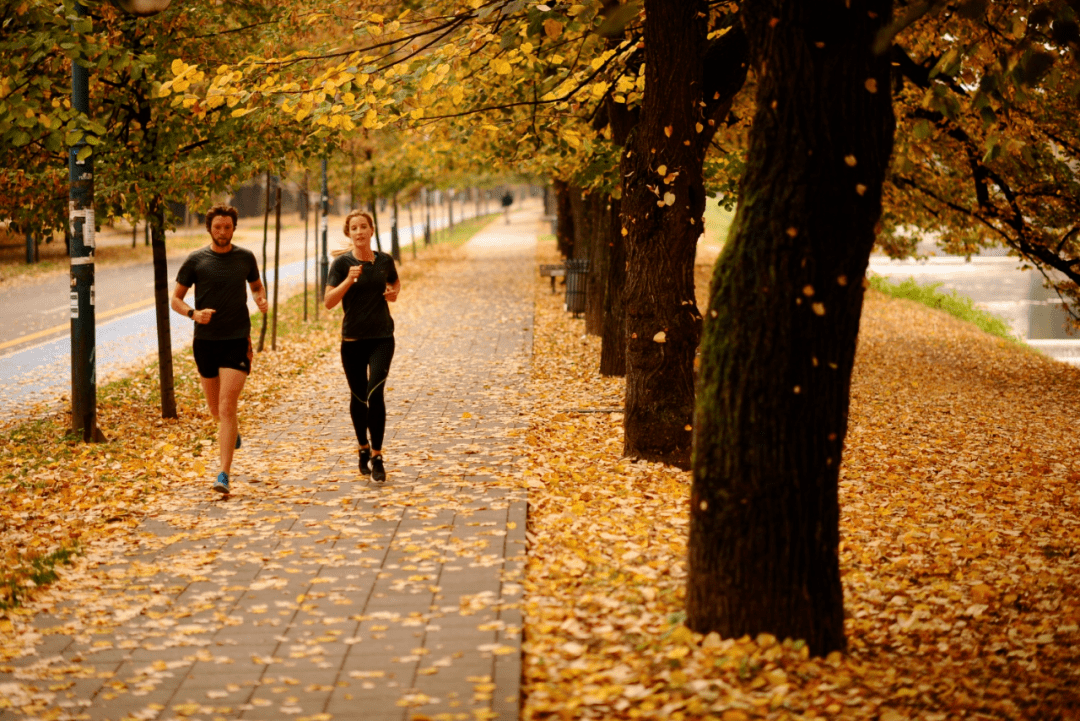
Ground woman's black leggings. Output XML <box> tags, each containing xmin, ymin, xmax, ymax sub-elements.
<box><xmin>340</xmin><ymin>337</ymin><xmax>395</xmax><ymax>451</ymax></box>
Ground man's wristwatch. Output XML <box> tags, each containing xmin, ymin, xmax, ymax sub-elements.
<box><xmin>187</xmin><ymin>309</ymin><xmax>194</xmax><ymax>319</ymax></box>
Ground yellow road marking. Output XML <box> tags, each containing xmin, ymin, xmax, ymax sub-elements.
<box><xmin>0</xmin><ymin>299</ymin><xmax>155</xmax><ymax>352</ymax></box>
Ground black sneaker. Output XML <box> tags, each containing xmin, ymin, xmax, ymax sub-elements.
<box><xmin>359</xmin><ymin>447</ymin><xmax>372</xmax><ymax>475</ymax></box>
<box><xmin>371</xmin><ymin>455</ymin><xmax>386</xmax><ymax>482</ymax></box>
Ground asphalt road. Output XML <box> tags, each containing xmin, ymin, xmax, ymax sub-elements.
<box><xmin>0</xmin><ymin>210</ymin><xmax>444</xmax><ymax>355</ymax></box>
<box><xmin>0</xmin><ymin>204</ymin><xmax>499</xmax><ymax>421</ymax></box>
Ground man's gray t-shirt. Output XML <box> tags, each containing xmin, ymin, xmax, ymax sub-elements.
<box><xmin>176</xmin><ymin>246</ymin><xmax>260</xmax><ymax>340</ymax></box>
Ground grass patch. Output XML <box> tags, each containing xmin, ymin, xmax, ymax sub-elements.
<box><xmin>868</xmin><ymin>274</ymin><xmax>1021</xmax><ymax>343</ymax></box>
<box><xmin>0</xmin><ymin>545</ymin><xmax>80</xmax><ymax>611</ymax></box>
<box><xmin>427</xmin><ymin>212</ymin><xmax>501</xmax><ymax>249</ymax></box>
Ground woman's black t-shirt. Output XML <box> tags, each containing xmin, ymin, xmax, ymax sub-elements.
<box><xmin>326</xmin><ymin>250</ymin><xmax>398</xmax><ymax>339</ymax></box>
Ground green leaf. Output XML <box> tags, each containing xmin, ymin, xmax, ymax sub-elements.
<box><xmin>76</xmin><ymin>145</ymin><xmax>92</xmax><ymax>162</ymax></box>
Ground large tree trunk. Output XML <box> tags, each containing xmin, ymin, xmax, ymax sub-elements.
<box><xmin>569</xmin><ymin>185</ymin><xmax>592</xmax><ymax>261</ymax></box>
<box><xmin>688</xmin><ymin>0</ymin><xmax>895</xmax><ymax>655</ymax></box>
<box><xmin>553</xmin><ymin>179</ymin><xmax>574</xmax><ymax>258</ymax></box>
<box><xmin>620</xmin><ymin>0</ymin><xmax>713</xmax><ymax>468</ymax></box>
<box><xmin>584</xmin><ymin>193</ymin><xmax>606</xmax><ymax>336</ymax></box>
<box><xmin>599</xmin><ymin>195</ymin><xmax>626</xmax><ymax>376</ymax></box>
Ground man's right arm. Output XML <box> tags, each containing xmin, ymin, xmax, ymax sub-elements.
<box><xmin>171</xmin><ymin>283</ymin><xmax>192</xmax><ymax>316</ymax></box>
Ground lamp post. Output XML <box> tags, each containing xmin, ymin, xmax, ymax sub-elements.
<box><xmin>320</xmin><ymin>156</ymin><xmax>329</xmax><ymax>289</ymax></box>
<box><xmin>68</xmin><ymin>2</ymin><xmax>101</xmax><ymax>441</ymax></box>
<box><xmin>67</xmin><ymin>0</ymin><xmax>175</xmax><ymax>441</ymax></box>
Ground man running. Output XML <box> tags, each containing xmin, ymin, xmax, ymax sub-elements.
<box><xmin>171</xmin><ymin>204</ymin><xmax>268</xmax><ymax>494</ymax></box>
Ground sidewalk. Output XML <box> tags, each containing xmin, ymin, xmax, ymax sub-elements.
<box><xmin>0</xmin><ymin>210</ymin><xmax>538</xmax><ymax>720</ymax></box>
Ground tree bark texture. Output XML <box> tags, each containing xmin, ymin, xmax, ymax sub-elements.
<box><xmin>554</xmin><ymin>179</ymin><xmax>575</xmax><ymax>258</ymax></box>
<box><xmin>585</xmin><ymin>193</ymin><xmax>607</xmax><ymax>337</ymax></box>
<box><xmin>620</xmin><ymin>0</ymin><xmax>730</xmax><ymax>468</ymax></box>
<box><xmin>688</xmin><ymin>0</ymin><xmax>895</xmax><ymax>655</ymax></box>
<box><xmin>569</xmin><ymin>185</ymin><xmax>592</xmax><ymax>262</ymax></box>
<box><xmin>599</xmin><ymin>196</ymin><xmax>627</xmax><ymax>377</ymax></box>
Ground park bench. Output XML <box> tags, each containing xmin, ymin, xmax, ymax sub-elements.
<box><xmin>538</xmin><ymin>263</ymin><xmax>565</xmax><ymax>293</ymax></box>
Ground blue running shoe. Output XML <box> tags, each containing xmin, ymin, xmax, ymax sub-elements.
<box><xmin>235</xmin><ymin>433</ymin><xmax>242</xmax><ymax>449</ymax></box>
<box><xmin>213</xmin><ymin>472</ymin><xmax>230</xmax><ymax>494</ymax></box>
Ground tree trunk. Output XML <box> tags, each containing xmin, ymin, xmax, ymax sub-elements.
<box><xmin>553</xmin><ymin>179</ymin><xmax>574</xmax><ymax>258</ymax></box>
<box><xmin>569</xmin><ymin>186</ymin><xmax>593</xmax><ymax>263</ymax></box>
<box><xmin>150</xmin><ymin>195</ymin><xmax>177</xmax><ymax>419</ymax></box>
<box><xmin>619</xmin><ymin>0</ymin><xmax>713</xmax><ymax>468</ymax></box>
<box><xmin>599</xmin><ymin>196</ymin><xmax>626</xmax><ymax>376</ymax></box>
<box><xmin>688</xmin><ymin>0</ymin><xmax>895</xmax><ymax>656</ymax></box>
<box><xmin>585</xmin><ymin>192</ymin><xmax>606</xmax><ymax>336</ymax></box>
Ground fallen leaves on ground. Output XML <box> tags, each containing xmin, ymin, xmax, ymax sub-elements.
<box><xmin>521</xmin><ymin>239</ymin><xmax>1080</xmax><ymax>719</ymax></box>
<box><xmin>0</xmin><ymin>223</ymin><xmax>530</xmax><ymax>721</ymax></box>
<box><xmin>0</xmin><ymin>240</ymin><xmax>470</xmax><ymax>612</ymax></box>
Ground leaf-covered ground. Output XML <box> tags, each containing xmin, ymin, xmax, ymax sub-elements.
<box><xmin>0</xmin><ymin>241</ymin><xmax>472</xmax><ymax>612</ymax></box>
<box><xmin>521</xmin><ymin>240</ymin><xmax>1080</xmax><ymax>719</ymax></box>
<box><xmin>3</xmin><ymin>228</ymin><xmax>1079</xmax><ymax>720</ymax></box>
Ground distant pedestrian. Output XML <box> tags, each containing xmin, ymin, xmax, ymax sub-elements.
<box><xmin>325</xmin><ymin>210</ymin><xmax>400</xmax><ymax>482</ymax></box>
<box><xmin>171</xmin><ymin>204</ymin><xmax>267</xmax><ymax>495</ymax></box>
<box><xmin>501</xmin><ymin>191</ymin><xmax>514</xmax><ymax>224</ymax></box>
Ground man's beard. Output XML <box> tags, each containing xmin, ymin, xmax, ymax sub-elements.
<box><xmin>212</xmin><ymin>235</ymin><xmax>231</xmax><ymax>247</ymax></box>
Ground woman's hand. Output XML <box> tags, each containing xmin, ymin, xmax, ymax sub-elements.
<box><xmin>347</xmin><ymin>265</ymin><xmax>362</xmax><ymax>283</ymax></box>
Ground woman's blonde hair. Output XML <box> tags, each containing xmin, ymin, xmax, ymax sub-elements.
<box><xmin>332</xmin><ymin>209</ymin><xmax>376</xmax><ymax>257</ymax></box>
<box><xmin>342</xmin><ymin>210</ymin><xmax>374</xmax><ymax>237</ymax></box>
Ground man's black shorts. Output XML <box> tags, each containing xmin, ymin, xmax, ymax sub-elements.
<box><xmin>192</xmin><ymin>337</ymin><xmax>252</xmax><ymax>378</ymax></box>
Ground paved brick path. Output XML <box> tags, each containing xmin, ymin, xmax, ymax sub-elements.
<box><xmin>1</xmin><ymin>208</ymin><xmax>538</xmax><ymax>721</ymax></box>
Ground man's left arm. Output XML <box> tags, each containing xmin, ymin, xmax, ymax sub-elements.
<box><xmin>250</xmin><ymin>279</ymin><xmax>269</xmax><ymax>313</ymax></box>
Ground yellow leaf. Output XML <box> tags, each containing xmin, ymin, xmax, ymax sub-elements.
<box><xmin>492</xmin><ymin>59</ymin><xmax>512</xmax><ymax>75</ymax></box>
<box><xmin>543</xmin><ymin>19</ymin><xmax>563</xmax><ymax>39</ymax></box>
<box><xmin>653</xmin><ymin>331</ymin><xmax>666</xmax><ymax>343</ymax></box>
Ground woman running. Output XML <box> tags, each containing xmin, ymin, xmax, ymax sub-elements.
<box><xmin>325</xmin><ymin>210</ymin><xmax>400</xmax><ymax>482</ymax></box>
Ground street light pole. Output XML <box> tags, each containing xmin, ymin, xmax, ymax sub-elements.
<box><xmin>69</xmin><ymin>2</ymin><xmax>104</xmax><ymax>442</ymax></box>
<box><xmin>320</xmin><ymin>156</ymin><xmax>329</xmax><ymax>289</ymax></box>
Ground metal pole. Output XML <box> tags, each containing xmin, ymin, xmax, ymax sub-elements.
<box><xmin>408</xmin><ymin>197</ymin><xmax>416</xmax><ymax>260</ymax></box>
<box><xmin>391</xmin><ymin>193</ymin><xmax>400</xmax><ymax>262</ymax></box>
<box><xmin>69</xmin><ymin>2</ymin><xmax>103</xmax><ymax>442</ymax></box>
<box><xmin>320</xmin><ymin>156</ymin><xmax>329</xmax><ymax>288</ymax></box>
<box><xmin>257</xmin><ymin>171</ymin><xmax>271</xmax><ymax>352</ymax></box>
<box><xmin>271</xmin><ymin>187</ymin><xmax>281</xmax><ymax>351</ymax></box>
<box><xmin>303</xmin><ymin>171</ymin><xmax>309</xmax><ymax>322</ymax></box>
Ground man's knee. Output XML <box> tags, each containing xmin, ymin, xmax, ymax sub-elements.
<box><xmin>218</xmin><ymin>397</ymin><xmax>239</xmax><ymax>419</ymax></box>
